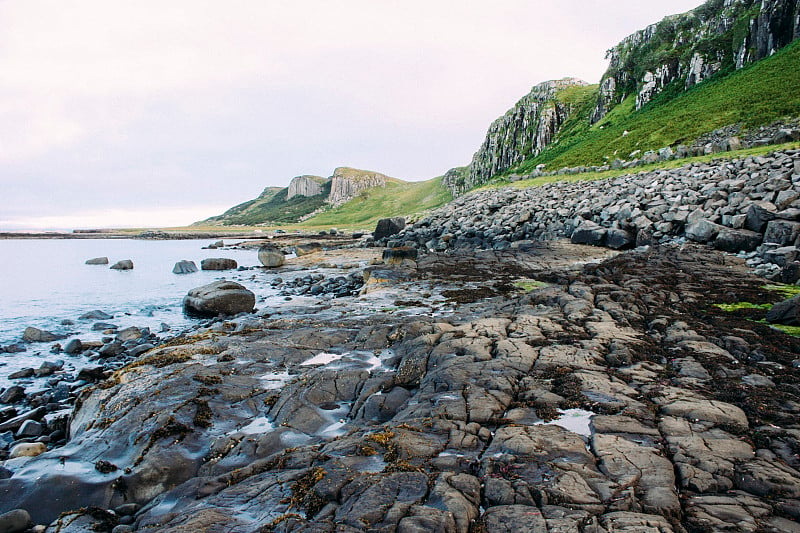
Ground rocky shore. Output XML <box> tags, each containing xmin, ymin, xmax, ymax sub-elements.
<box><xmin>0</xmin><ymin>234</ymin><xmax>798</xmax><ymax>531</ymax></box>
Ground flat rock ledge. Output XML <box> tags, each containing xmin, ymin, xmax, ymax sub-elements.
<box><xmin>1</xmin><ymin>244</ymin><xmax>799</xmax><ymax>532</ymax></box>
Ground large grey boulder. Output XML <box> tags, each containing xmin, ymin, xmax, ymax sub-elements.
<box><xmin>183</xmin><ymin>280</ymin><xmax>255</xmax><ymax>317</ymax></box>
<box><xmin>764</xmin><ymin>220</ymin><xmax>800</xmax><ymax>246</ymax></box>
<box><xmin>744</xmin><ymin>202</ymin><xmax>777</xmax><ymax>233</ymax></box>
<box><xmin>200</xmin><ymin>258</ymin><xmax>237</xmax><ymax>271</ymax></box>
<box><xmin>766</xmin><ymin>295</ymin><xmax>800</xmax><ymax>326</ymax></box>
<box><xmin>22</xmin><ymin>327</ymin><xmax>64</xmax><ymax>343</ymax></box>
<box><xmin>714</xmin><ymin>228</ymin><xmax>763</xmax><ymax>252</ymax></box>
<box><xmin>110</xmin><ymin>259</ymin><xmax>133</xmax><ymax>270</ymax></box>
<box><xmin>84</xmin><ymin>257</ymin><xmax>108</xmax><ymax>265</ymax></box>
<box><xmin>606</xmin><ymin>228</ymin><xmax>635</xmax><ymax>250</ymax></box>
<box><xmin>0</xmin><ymin>508</ymin><xmax>30</xmax><ymax>533</ymax></box>
<box><xmin>685</xmin><ymin>219</ymin><xmax>723</xmax><ymax>243</ymax></box>
<box><xmin>258</xmin><ymin>246</ymin><xmax>285</xmax><ymax>268</ymax></box>
<box><xmin>172</xmin><ymin>260</ymin><xmax>198</xmax><ymax>274</ymax></box>
<box><xmin>571</xmin><ymin>221</ymin><xmax>606</xmax><ymax>246</ymax></box>
<box><xmin>374</xmin><ymin>217</ymin><xmax>406</xmax><ymax>241</ymax></box>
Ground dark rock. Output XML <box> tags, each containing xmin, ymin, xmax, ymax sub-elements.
<box><xmin>382</xmin><ymin>246</ymin><xmax>418</xmax><ymax>265</ymax></box>
<box><xmin>84</xmin><ymin>257</ymin><xmax>108</xmax><ymax>265</ymax></box>
<box><xmin>0</xmin><ymin>407</ymin><xmax>46</xmax><ymax>433</ymax></box>
<box><xmin>714</xmin><ymin>228</ymin><xmax>763</xmax><ymax>252</ymax></box>
<box><xmin>172</xmin><ymin>260</ymin><xmax>198</xmax><ymax>274</ymax></box>
<box><xmin>571</xmin><ymin>221</ymin><xmax>606</xmax><ymax>246</ymax></box>
<box><xmin>110</xmin><ymin>259</ymin><xmax>134</xmax><ymax>270</ymax></box>
<box><xmin>116</xmin><ymin>327</ymin><xmax>143</xmax><ymax>343</ymax></box>
<box><xmin>63</xmin><ymin>339</ymin><xmax>83</xmax><ymax>354</ymax></box>
<box><xmin>764</xmin><ymin>220</ymin><xmax>800</xmax><ymax>245</ymax></box>
<box><xmin>98</xmin><ymin>342</ymin><xmax>125</xmax><ymax>358</ymax></box>
<box><xmin>781</xmin><ymin>262</ymin><xmax>800</xmax><ymax>284</ymax></box>
<box><xmin>0</xmin><ymin>509</ymin><xmax>30</xmax><ymax>533</ymax></box>
<box><xmin>0</xmin><ymin>387</ymin><xmax>25</xmax><ymax>405</ymax></box>
<box><xmin>258</xmin><ymin>246</ymin><xmax>285</xmax><ymax>268</ymax></box>
<box><xmin>200</xmin><ymin>258</ymin><xmax>237</xmax><ymax>271</ymax></box>
<box><xmin>0</xmin><ymin>467</ymin><xmax>11</xmax><ymax>480</ymax></box>
<box><xmin>16</xmin><ymin>420</ymin><xmax>43</xmax><ymax>438</ymax></box>
<box><xmin>685</xmin><ymin>219</ymin><xmax>723</xmax><ymax>242</ymax></box>
<box><xmin>606</xmin><ymin>228</ymin><xmax>635</xmax><ymax>250</ymax></box>
<box><xmin>79</xmin><ymin>310</ymin><xmax>113</xmax><ymax>320</ymax></box>
<box><xmin>295</xmin><ymin>242</ymin><xmax>323</xmax><ymax>257</ymax></box>
<box><xmin>92</xmin><ymin>322</ymin><xmax>118</xmax><ymax>331</ymax></box>
<box><xmin>8</xmin><ymin>368</ymin><xmax>34</xmax><ymax>380</ymax></box>
<box><xmin>183</xmin><ymin>280</ymin><xmax>256</xmax><ymax>317</ymax></box>
<box><xmin>745</xmin><ymin>201</ymin><xmax>777</xmax><ymax>233</ymax></box>
<box><xmin>22</xmin><ymin>327</ymin><xmax>64</xmax><ymax>343</ymax></box>
<box><xmin>374</xmin><ymin>217</ymin><xmax>406</xmax><ymax>240</ymax></box>
<box><xmin>76</xmin><ymin>366</ymin><xmax>107</xmax><ymax>382</ymax></box>
<box><xmin>766</xmin><ymin>295</ymin><xmax>800</xmax><ymax>326</ymax></box>
<box><xmin>763</xmin><ymin>246</ymin><xmax>798</xmax><ymax>267</ymax></box>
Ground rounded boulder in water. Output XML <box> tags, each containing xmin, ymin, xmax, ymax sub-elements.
<box><xmin>258</xmin><ymin>245</ymin><xmax>285</xmax><ymax>268</ymax></box>
<box><xmin>0</xmin><ymin>509</ymin><xmax>30</xmax><ymax>533</ymax></box>
<box><xmin>183</xmin><ymin>280</ymin><xmax>255</xmax><ymax>317</ymax></box>
<box><xmin>172</xmin><ymin>260</ymin><xmax>198</xmax><ymax>274</ymax></box>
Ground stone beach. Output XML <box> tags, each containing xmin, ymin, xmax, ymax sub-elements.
<box><xmin>1</xmin><ymin>152</ymin><xmax>800</xmax><ymax>530</ymax></box>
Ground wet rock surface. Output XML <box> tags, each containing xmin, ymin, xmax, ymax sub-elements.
<box><xmin>2</xmin><ymin>241</ymin><xmax>799</xmax><ymax>531</ymax></box>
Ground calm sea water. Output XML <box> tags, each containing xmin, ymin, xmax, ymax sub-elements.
<box><xmin>0</xmin><ymin>238</ymin><xmax>277</xmax><ymax>385</ymax></box>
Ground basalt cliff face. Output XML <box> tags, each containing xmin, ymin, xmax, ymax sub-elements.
<box><xmin>451</xmin><ymin>78</ymin><xmax>588</xmax><ymax>196</ymax></box>
<box><xmin>327</xmin><ymin>167</ymin><xmax>389</xmax><ymax>206</ymax></box>
<box><xmin>287</xmin><ymin>175</ymin><xmax>328</xmax><ymax>200</ymax></box>
<box><xmin>592</xmin><ymin>0</ymin><xmax>800</xmax><ymax>122</ymax></box>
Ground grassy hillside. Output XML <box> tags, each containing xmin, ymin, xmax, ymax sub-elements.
<box><xmin>508</xmin><ymin>39</ymin><xmax>800</xmax><ymax>174</ymax></box>
<box><xmin>200</xmin><ymin>182</ymin><xmax>332</xmax><ymax>226</ymax></box>
<box><xmin>301</xmin><ymin>177</ymin><xmax>452</xmax><ymax>228</ymax></box>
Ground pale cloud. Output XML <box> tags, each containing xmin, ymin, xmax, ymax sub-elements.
<box><xmin>0</xmin><ymin>0</ymin><xmax>703</xmax><ymax>229</ymax></box>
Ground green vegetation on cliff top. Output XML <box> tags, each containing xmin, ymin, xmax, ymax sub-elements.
<box><xmin>301</xmin><ymin>177</ymin><xmax>452</xmax><ymax>227</ymax></box>
<box><xmin>509</xmin><ymin>39</ymin><xmax>800</xmax><ymax>174</ymax></box>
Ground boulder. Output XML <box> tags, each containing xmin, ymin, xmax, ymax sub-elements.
<box><xmin>200</xmin><ymin>258</ymin><xmax>237</xmax><ymax>271</ymax></box>
<box><xmin>183</xmin><ymin>280</ymin><xmax>255</xmax><ymax>317</ymax></box>
<box><xmin>382</xmin><ymin>246</ymin><xmax>418</xmax><ymax>266</ymax></box>
<box><xmin>295</xmin><ymin>242</ymin><xmax>323</xmax><ymax>257</ymax></box>
<box><xmin>84</xmin><ymin>257</ymin><xmax>108</xmax><ymax>265</ymax></box>
<box><xmin>606</xmin><ymin>228</ymin><xmax>635</xmax><ymax>250</ymax></box>
<box><xmin>63</xmin><ymin>339</ymin><xmax>83</xmax><ymax>354</ymax></box>
<box><xmin>373</xmin><ymin>217</ymin><xmax>406</xmax><ymax>241</ymax></box>
<box><xmin>79</xmin><ymin>310</ymin><xmax>113</xmax><ymax>320</ymax></box>
<box><xmin>22</xmin><ymin>327</ymin><xmax>63</xmax><ymax>343</ymax></box>
<box><xmin>766</xmin><ymin>295</ymin><xmax>800</xmax><ymax>326</ymax></box>
<box><xmin>714</xmin><ymin>228</ymin><xmax>763</xmax><ymax>252</ymax></box>
<box><xmin>571</xmin><ymin>221</ymin><xmax>607</xmax><ymax>246</ymax></box>
<box><xmin>0</xmin><ymin>509</ymin><xmax>30</xmax><ymax>533</ymax></box>
<box><xmin>764</xmin><ymin>220</ymin><xmax>800</xmax><ymax>246</ymax></box>
<box><xmin>744</xmin><ymin>202</ymin><xmax>777</xmax><ymax>233</ymax></box>
<box><xmin>8</xmin><ymin>442</ymin><xmax>46</xmax><ymax>459</ymax></box>
<box><xmin>685</xmin><ymin>219</ymin><xmax>723</xmax><ymax>243</ymax></box>
<box><xmin>110</xmin><ymin>259</ymin><xmax>133</xmax><ymax>270</ymax></box>
<box><xmin>172</xmin><ymin>260</ymin><xmax>198</xmax><ymax>274</ymax></box>
<box><xmin>0</xmin><ymin>386</ymin><xmax>25</xmax><ymax>404</ymax></box>
<box><xmin>258</xmin><ymin>246</ymin><xmax>285</xmax><ymax>268</ymax></box>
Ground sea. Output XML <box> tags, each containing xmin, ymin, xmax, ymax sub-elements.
<box><xmin>0</xmin><ymin>238</ymin><xmax>283</xmax><ymax>387</ymax></box>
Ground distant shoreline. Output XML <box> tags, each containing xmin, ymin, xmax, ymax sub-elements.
<box><xmin>0</xmin><ymin>230</ymin><xmax>266</xmax><ymax>240</ymax></box>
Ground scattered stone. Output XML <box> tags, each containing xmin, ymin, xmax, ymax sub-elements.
<box><xmin>183</xmin><ymin>280</ymin><xmax>256</xmax><ymax>317</ymax></box>
<box><xmin>172</xmin><ymin>260</ymin><xmax>198</xmax><ymax>274</ymax></box>
<box><xmin>571</xmin><ymin>220</ymin><xmax>606</xmax><ymax>246</ymax></box>
<box><xmin>16</xmin><ymin>420</ymin><xmax>43</xmax><ymax>438</ymax></box>
<box><xmin>63</xmin><ymin>339</ymin><xmax>83</xmax><ymax>354</ymax></box>
<box><xmin>79</xmin><ymin>310</ymin><xmax>113</xmax><ymax>320</ymax></box>
<box><xmin>258</xmin><ymin>245</ymin><xmax>285</xmax><ymax>268</ymax></box>
<box><xmin>8</xmin><ymin>368</ymin><xmax>34</xmax><ymax>380</ymax></box>
<box><xmin>295</xmin><ymin>242</ymin><xmax>323</xmax><ymax>256</ymax></box>
<box><xmin>382</xmin><ymin>246</ymin><xmax>418</xmax><ymax>266</ymax></box>
<box><xmin>110</xmin><ymin>259</ymin><xmax>134</xmax><ymax>270</ymax></box>
<box><xmin>0</xmin><ymin>509</ymin><xmax>30</xmax><ymax>533</ymax></box>
<box><xmin>8</xmin><ymin>442</ymin><xmax>46</xmax><ymax>459</ymax></box>
<box><xmin>22</xmin><ymin>327</ymin><xmax>63</xmax><ymax>343</ymax></box>
<box><xmin>374</xmin><ymin>217</ymin><xmax>406</xmax><ymax>240</ymax></box>
<box><xmin>766</xmin><ymin>294</ymin><xmax>800</xmax><ymax>326</ymax></box>
<box><xmin>200</xmin><ymin>258</ymin><xmax>237</xmax><ymax>271</ymax></box>
<box><xmin>84</xmin><ymin>257</ymin><xmax>109</xmax><ymax>265</ymax></box>
<box><xmin>0</xmin><ymin>386</ymin><xmax>25</xmax><ymax>404</ymax></box>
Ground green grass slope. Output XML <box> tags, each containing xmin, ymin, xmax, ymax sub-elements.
<box><xmin>509</xmin><ymin>39</ymin><xmax>800</xmax><ymax>174</ymax></box>
<box><xmin>200</xmin><ymin>182</ymin><xmax>332</xmax><ymax>226</ymax></box>
<box><xmin>301</xmin><ymin>177</ymin><xmax>452</xmax><ymax>228</ymax></box>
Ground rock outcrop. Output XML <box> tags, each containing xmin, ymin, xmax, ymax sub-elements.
<box><xmin>327</xmin><ymin>167</ymin><xmax>389</xmax><ymax>206</ymax></box>
<box><xmin>287</xmin><ymin>175</ymin><xmax>328</xmax><ymax>199</ymax></box>
<box><xmin>460</xmin><ymin>78</ymin><xmax>588</xmax><ymax>195</ymax></box>
<box><xmin>592</xmin><ymin>0</ymin><xmax>800</xmax><ymax>122</ymax></box>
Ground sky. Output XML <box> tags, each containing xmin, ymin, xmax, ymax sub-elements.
<box><xmin>0</xmin><ymin>0</ymin><xmax>703</xmax><ymax>230</ymax></box>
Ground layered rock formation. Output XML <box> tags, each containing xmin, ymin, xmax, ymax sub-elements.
<box><xmin>459</xmin><ymin>78</ymin><xmax>588</xmax><ymax>196</ymax></box>
<box><xmin>287</xmin><ymin>175</ymin><xmax>328</xmax><ymax>200</ymax></box>
<box><xmin>327</xmin><ymin>167</ymin><xmax>389</xmax><ymax>206</ymax></box>
<box><xmin>592</xmin><ymin>0</ymin><xmax>800</xmax><ymax>122</ymax></box>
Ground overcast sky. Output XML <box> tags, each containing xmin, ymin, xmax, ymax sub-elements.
<box><xmin>0</xmin><ymin>0</ymin><xmax>702</xmax><ymax>230</ymax></box>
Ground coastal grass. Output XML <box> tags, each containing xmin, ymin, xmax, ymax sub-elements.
<box><xmin>301</xmin><ymin>177</ymin><xmax>452</xmax><ymax>228</ymax></box>
<box><xmin>507</xmin><ymin>38</ymin><xmax>800</xmax><ymax>173</ymax></box>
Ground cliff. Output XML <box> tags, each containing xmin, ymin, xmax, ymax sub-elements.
<box><xmin>286</xmin><ymin>175</ymin><xmax>328</xmax><ymax>199</ymax></box>
<box><xmin>327</xmin><ymin>167</ymin><xmax>390</xmax><ymax>206</ymax></box>
<box><xmin>592</xmin><ymin>0</ymin><xmax>800</xmax><ymax>122</ymax></box>
<box><xmin>460</xmin><ymin>78</ymin><xmax>589</xmax><ymax>195</ymax></box>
